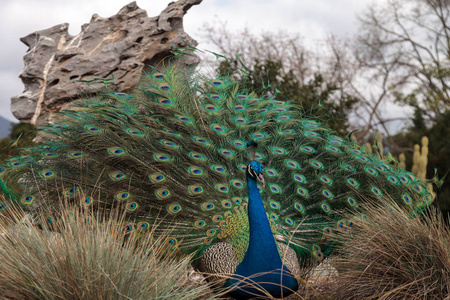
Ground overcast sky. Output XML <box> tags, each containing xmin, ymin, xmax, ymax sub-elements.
<box><xmin>0</xmin><ymin>0</ymin><xmax>377</xmax><ymax>123</ymax></box>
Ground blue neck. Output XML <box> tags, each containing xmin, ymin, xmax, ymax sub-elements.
<box><xmin>242</xmin><ymin>176</ymin><xmax>282</xmax><ymax>265</ymax></box>
<box><xmin>224</xmin><ymin>173</ymin><xmax>298</xmax><ymax>299</ymax></box>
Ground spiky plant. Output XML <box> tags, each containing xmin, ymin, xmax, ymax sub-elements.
<box><xmin>0</xmin><ymin>200</ymin><xmax>222</xmax><ymax>300</ymax></box>
<box><xmin>327</xmin><ymin>197</ymin><xmax>450</xmax><ymax>300</ymax></box>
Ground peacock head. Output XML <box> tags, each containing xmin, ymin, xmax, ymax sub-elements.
<box><xmin>246</xmin><ymin>140</ymin><xmax>265</xmax><ymax>186</ymax></box>
<box><xmin>246</xmin><ymin>161</ymin><xmax>265</xmax><ymax>187</ymax></box>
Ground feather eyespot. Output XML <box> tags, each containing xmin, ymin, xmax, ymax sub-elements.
<box><xmin>109</xmin><ymin>171</ymin><xmax>126</xmax><ymax>181</ymax></box>
<box><xmin>294</xmin><ymin>202</ymin><xmax>305</xmax><ymax>213</ymax></box>
<box><xmin>355</xmin><ymin>155</ymin><xmax>369</xmax><ymax>162</ymax></box>
<box><xmin>137</xmin><ymin>222</ymin><xmax>150</xmax><ymax>231</ymax></box>
<box><xmin>326</xmin><ymin>145</ymin><xmax>341</xmax><ymax>153</ymax></box>
<box><xmin>108</xmin><ymin>147</ymin><xmax>125</xmax><ymax>156</ymax></box>
<box><xmin>161</xmin><ymin>140</ymin><xmax>178</xmax><ymax>148</ymax></box>
<box><xmin>251</xmin><ymin>132</ymin><xmax>266</xmax><ymax>139</ymax></box>
<box><xmin>285</xmin><ymin>217</ymin><xmax>293</xmax><ymax>225</ymax></box>
<box><xmin>219</xmin><ymin>148</ymin><xmax>235</xmax><ymax>157</ymax></box>
<box><xmin>158</xmin><ymin>98</ymin><xmax>173</xmax><ymax>105</ymax></box>
<box><xmin>211</xmin><ymin>124</ymin><xmax>227</xmax><ymax>133</ymax></box>
<box><xmin>347</xmin><ymin>178</ymin><xmax>359</xmax><ymax>188</ymax></box>
<box><xmin>269</xmin><ymin>184</ymin><xmax>281</xmax><ymax>193</ymax></box>
<box><xmin>201</xmin><ymin>202</ymin><xmax>215</xmax><ymax>211</ymax></box>
<box><xmin>414</xmin><ymin>185</ymin><xmax>423</xmax><ymax>192</ymax></box>
<box><xmin>371</xmin><ymin>186</ymin><xmax>382</xmax><ymax>196</ymax></box>
<box><xmin>232</xmin><ymin>140</ymin><xmax>245</xmax><ymax>148</ymax></box>
<box><xmin>127</xmin><ymin>202</ymin><xmax>138</xmax><ymax>211</ymax></box>
<box><xmin>153</xmin><ymin>73</ymin><xmax>164</xmax><ymax>79</ymax></box>
<box><xmin>168</xmin><ymin>204</ymin><xmax>181</xmax><ymax>214</ymax></box>
<box><xmin>154</xmin><ymin>153</ymin><xmax>171</xmax><ymax>162</ymax></box>
<box><xmin>189</xmin><ymin>185</ymin><xmax>204</xmax><ymax>195</ymax></box>
<box><xmin>402</xmin><ymin>193</ymin><xmax>413</xmax><ymax>204</ymax></box>
<box><xmin>204</xmin><ymin>104</ymin><xmax>217</xmax><ymax>112</ymax></box>
<box><xmin>233</xmin><ymin>117</ymin><xmax>247</xmax><ymax>124</ymax></box>
<box><xmin>269</xmin><ymin>213</ymin><xmax>278</xmax><ymax>220</ymax></box>
<box><xmin>65</xmin><ymin>187</ymin><xmax>78</xmax><ymax>196</ymax></box>
<box><xmin>188</xmin><ymin>167</ymin><xmax>204</xmax><ymax>176</ymax></box>
<box><xmin>281</xmin><ymin>129</ymin><xmax>294</xmax><ymax>134</ymax></box>
<box><xmin>206</xmin><ymin>229</ymin><xmax>217</xmax><ymax>236</ymax></box>
<box><xmin>40</xmin><ymin>170</ymin><xmax>55</xmax><ymax>178</ymax></box>
<box><xmin>221</xmin><ymin>200</ymin><xmax>232</xmax><ymax>208</ymax></box>
<box><xmin>216</xmin><ymin>184</ymin><xmax>229</xmax><ymax>193</ymax></box>
<box><xmin>347</xmin><ymin>197</ymin><xmax>357</xmax><ymax>207</ymax></box>
<box><xmin>304</xmin><ymin>131</ymin><xmax>319</xmax><ymax>138</ymax></box>
<box><xmin>123</xmin><ymin>224</ymin><xmax>134</xmax><ymax>233</ymax></box>
<box><xmin>285</xmin><ymin>159</ymin><xmax>300</xmax><ymax>169</ymax></box>
<box><xmin>176</xmin><ymin>115</ymin><xmax>192</xmax><ymax>123</ymax></box>
<box><xmin>270</xmin><ymin>147</ymin><xmax>287</xmax><ymax>155</ymax></box>
<box><xmin>293</xmin><ymin>174</ymin><xmax>306</xmax><ymax>183</ymax></box>
<box><xmin>149</xmin><ymin>173</ymin><xmax>165</xmax><ymax>183</ymax></box>
<box><xmin>158</xmin><ymin>84</ymin><xmax>171</xmax><ymax>91</ymax></box>
<box><xmin>213</xmin><ymin>215</ymin><xmax>223</xmax><ymax>222</ymax></box>
<box><xmin>365</xmin><ymin>166</ymin><xmax>378</xmax><ymax>176</ymax></box>
<box><xmin>342</xmin><ymin>164</ymin><xmax>354</xmax><ymax>172</ymax></box>
<box><xmin>211</xmin><ymin>80</ymin><xmax>223</xmax><ymax>86</ymax></box>
<box><xmin>266</xmin><ymin>169</ymin><xmax>277</xmax><ymax>176</ymax></box>
<box><xmin>320</xmin><ymin>176</ymin><xmax>332</xmax><ymax>185</ymax></box>
<box><xmin>321</xmin><ymin>203</ymin><xmax>331</xmax><ymax>213</ymax></box>
<box><xmin>387</xmin><ymin>175</ymin><xmax>398</xmax><ymax>184</ymax></box>
<box><xmin>300</xmin><ymin>146</ymin><xmax>316</xmax><ymax>153</ymax></box>
<box><xmin>296</xmin><ymin>187</ymin><xmax>309</xmax><ymax>197</ymax></box>
<box><xmin>155</xmin><ymin>189</ymin><xmax>171</xmax><ymax>199</ymax></box>
<box><xmin>127</xmin><ymin>128</ymin><xmax>142</xmax><ymax>136</ymax></box>
<box><xmin>85</xmin><ymin>125</ymin><xmax>100</xmax><ymax>133</ymax></box>
<box><xmin>337</xmin><ymin>220</ymin><xmax>346</xmax><ymax>230</ymax></box>
<box><xmin>166</xmin><ymin>237</ymin><xmax>178</xmax><ymax>246</ymax></box>
<box><xmin>190</xmin><ymin>152</ymin><xmax>206</xmax><ymax>161</ymax></box>
<box><xmin>399</xmin><ymin>176</ymin><xmax>409</xmax><ymax>184</ymax></box>
<box><xmin>193</xmin><ymin>136</ymin><xmax>211</xmax><ymax>146</ymax></box>
<box><xmin>322</xmin><ymin>189</ymin><xmax>334</xmax><ymax>199</ymax></box>
<box><xmin>231</xmin><ymin>179</ymin><xmax>244</xmax><ymax>188</ymax></box>
<box><xmin>68</xmin><ymin>151</ymin><xmax>83</xmax><ymax>158</ymax></box>
<box><xmin>194</xmin><ymin>220</ymin><xmax>206</xmax><ymax>228</ymax></box>
<box><xmin>232</xmin><ymin>197</ymin><xmax>242</xmax><ymax>205</ymax></box>
<box><xmin>209</xmin><ymin>94</ymin><xmax>221</xmax><ymax>100</ymax></box>
<box><xmin>310</xmin><ymin>160</ymin><xmax>324</xmax><ymax>169</ymax></box>
<box><xmin>270</xmin><ymin>201</ymin><xmax>280</xmax><ymax>209</ymax></box>
<box><xmin>21</xmin><ymin>195</ymin><xmax>34</xmax><ymax>204</ymax></box>
<box><xmin>115</xmin><ymin>192</ymin><xmax>130</xmax><ymax>200</ymax></box>
<box><xmin>83</xmin><ymin>197</ymin><xmax>93</xmax><ymax>206</ymax></box>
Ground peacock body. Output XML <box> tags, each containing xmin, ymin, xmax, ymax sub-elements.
<box><xmin>0</xmin><ymin>54</ymin><xmax>433</xmax><ymax>299</ymax></box>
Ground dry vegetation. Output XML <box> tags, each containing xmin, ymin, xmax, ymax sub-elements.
<box><xmin>0</xmin><ymin>200</ymin><xmax>222</xmax><ymax>300</ymax></box>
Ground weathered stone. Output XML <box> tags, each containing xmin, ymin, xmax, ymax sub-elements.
<box><xmin>11</xmin><ymin>0</ymin><xmax>202</xmax><ymax>126</ymax></box>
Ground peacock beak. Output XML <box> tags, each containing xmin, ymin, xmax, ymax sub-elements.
<box><xmin>256</xmin><ymin>173</ymin><xmax>265</xmax><ymax>187</ymax></box>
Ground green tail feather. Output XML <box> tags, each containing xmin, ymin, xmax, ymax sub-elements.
<box><xmin>0</xmin><ymin>54</ymin><xmax>434</xmax><ymax>262</ymax></box>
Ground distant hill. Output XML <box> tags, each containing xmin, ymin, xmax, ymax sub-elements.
<box><xmin>0</xmin><ymin>116</ymin><xmax>14</xmax><ymax>139</ymax></box>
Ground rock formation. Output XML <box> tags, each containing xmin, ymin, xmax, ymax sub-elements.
<box><xmin>11</xmin><ymin>0</ymin><xmax>202</xmax><ymax>126</ymax></box>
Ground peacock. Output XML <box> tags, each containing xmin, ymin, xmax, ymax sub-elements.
<box><xmin>0</xmin><ymin>53</ymin><xmax>434</xmax><ymax>299</ymax></box>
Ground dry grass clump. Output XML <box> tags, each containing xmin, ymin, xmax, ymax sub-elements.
<box><xmin>0</xmin><ymin>203</ymin><xmax>220</xmax><ymax>300</ymax></box>
<box><xmin>327</xmin><ymin>199</ymin><xmax>450</xmax><ymax>300</ymax></box>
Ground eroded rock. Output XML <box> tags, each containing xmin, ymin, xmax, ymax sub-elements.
<box><xmin>11</xmin><ymin>0</ymin><xmax>202</xmax><ymax>126</ymax></box>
